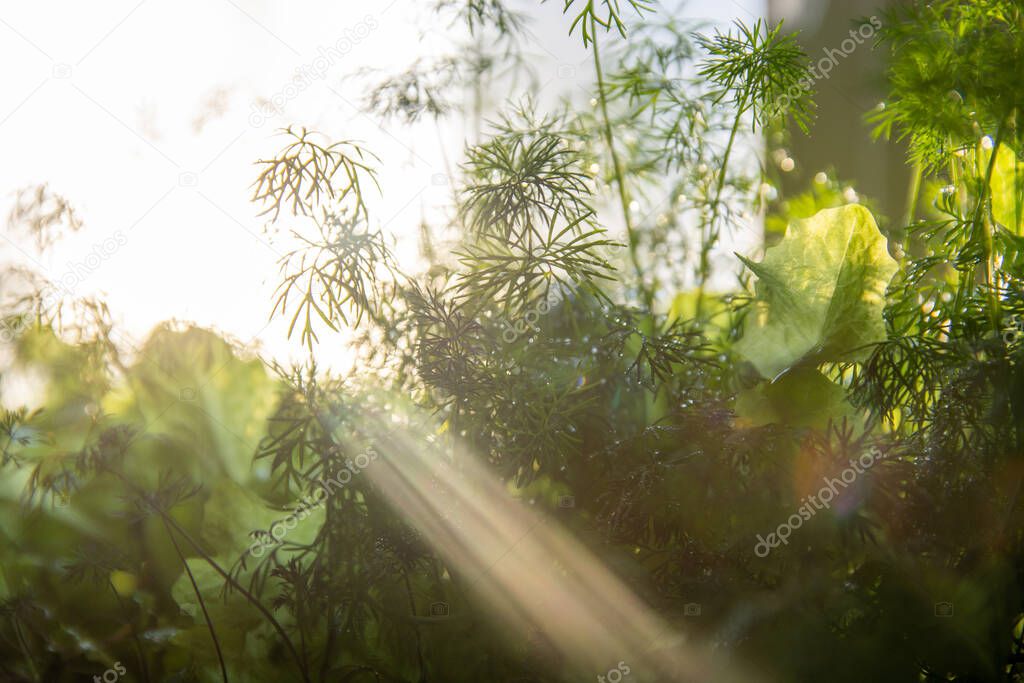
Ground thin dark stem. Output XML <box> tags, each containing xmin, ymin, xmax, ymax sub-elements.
<box><xmin>160</xmin><ymin>518</ymin><xmax>228</xmax><ymax>683</ymax></box>
<box><xmin>100</xmin><ymin>465</ymin><xmax>310</xmax><ymax>682</ymax></box>
<box><xmin>107</xmin><ymin>580</ymin><xmax>151</xmax><ymax>683</ymax></box>
<box><xmin>159</xmin><ymin>511</ymin><xmax>312</xmax><ymax>683</ymax></box>
<box><xmin>296</xmin><ymin>582</ymin><xmax>310</xmax><ymax>680</ymax></box>
<box><xmin>307</xmin><ymin>404</ymin><xmax>341</xmax><ymax>682</ymax></box>
<box><xmin>402</xmin><ymin>569</ymin><xmax>427</xmax><ymax>682</ymax></box>
<box><xmin>319</xmin><ymin>496</ymin><xmax>337</xmax><ymax>683</ymax></box>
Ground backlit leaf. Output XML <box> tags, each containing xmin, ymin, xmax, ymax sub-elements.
<box><xmin>736</xmin><ymin>204</ymin><xmax>898</xmax><ymax>378</ymax></box>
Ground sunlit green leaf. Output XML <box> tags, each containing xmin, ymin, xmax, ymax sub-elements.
<box><xmin>734</xmin><ymin>366</ymin><xmax>854</xmax><ymax>428</ymax></box>
<box><xmin>736</xmin><ymin>205</ymin><xmax>898</xmax><ymax>378</ymax></box>
<box><xmin>991</xmin><ymin>144</ymin><xmax>1024</xmax><ymax>234</ymax></box>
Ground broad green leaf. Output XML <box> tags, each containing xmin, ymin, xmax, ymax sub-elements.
<box><xmin>169</xmin><ymin>558</ymin><xmax>293</xmax><ymax>682</ymax></box>
<box><xmin>736</xmin><ymin>204</ymin><xmax>898</xmax><ymax>379</ymax></box>
<box><xmin>991</xmin><ymin>145</ymin><xmax>1023</xmax><ymax>234</ymax></box>
<box><xmin>734</xmin><ymin>366</ymin><xmax>854</xmax><ymax>428</ymax></box>
<box><xmin>103</xmin><ymin>325</ymin><xmax>278</xmax><ymax>485</ymax></box>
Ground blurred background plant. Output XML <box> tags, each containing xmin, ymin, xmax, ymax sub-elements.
<box><xmin>0</xmin><ymin>1</ymin><xmax>1023</xmax><ymax>681</ymax></box>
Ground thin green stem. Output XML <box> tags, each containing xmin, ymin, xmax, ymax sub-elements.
<box><xmin>710</xmin><ymin>103</ymin><xmax>745</xmax><ymax>229</ymax></box>
<box><xmin>591</xmin><ymin>21</ymin><xmax>651</xmax><ymax>312</ymax></box>
<box><xmin>974</xmin><ymin>123</ymin><xmax>1006</xmax><ymax>333</ymax></box>
<box><xmin>902</xmin><ymin>161</ymin><xmax>923</xmax><ymax>233</ymax></box>
<box><xmin>699</xmin><ymin>98</ymin><xmax>745</xmax><ymax>317</ymax></box>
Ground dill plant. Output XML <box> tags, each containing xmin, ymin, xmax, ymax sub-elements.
<box><xmin>0</xmin><ymin>2</ymin><xmax>1023</xmax><ymax>682</ymax></box>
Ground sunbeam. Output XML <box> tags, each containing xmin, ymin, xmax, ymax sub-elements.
<box><xmin>357</xmin><ymin>414</ymin><xmax>764</xmax><ymax>683</ymax></box>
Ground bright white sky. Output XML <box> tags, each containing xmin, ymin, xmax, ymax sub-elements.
<box><xmin>0</xmin><ymin>0</ymin><xmax>764</xmax><ymax>370</ymax></box>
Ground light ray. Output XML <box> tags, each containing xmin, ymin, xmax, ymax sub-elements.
<box><xmin>355</xmin><ymin>414</ymin><xmax>765</xmax><ymax>682</ymax></box>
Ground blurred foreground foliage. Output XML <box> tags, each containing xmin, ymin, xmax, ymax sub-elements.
<box><xmin>2</xmin><ymin>1</ymin><xmax>1024</xmax><ymax>681</ymax></box>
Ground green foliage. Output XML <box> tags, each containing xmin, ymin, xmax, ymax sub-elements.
<box><xmin>3</xmin><ymin>1</ymin><xmax>1024</xmax><ymax>681</ymax></box>
<box><xmin>736</xmin><ymin>204</ymin><xmax>898</xmax><ymax>379</ymax></box>
<box><xmin>455</xmin><ymin>105</ymin><xmax>619</xmax><ymax>312</ymax></box>
<box><xmin>697</xmin><ymin>18</ymin><xmax>812</xmax><ymax>132</ymax></box>
<box><xmin>558</xmin><ymin>0</ymin><xmax>654</xmax><ymax>46</ymax></box>
<box><xmin>868</xmin><ymin>0</ymin><xmax>1024</xmax><ymax>170</ymax></box>
<box><xmin>252</xmin><ymin>126</ymin><xmax>379</xmax><ymax>222</ymax></box>
<box><xmin>460</xmin><ymin>116</ymin><xmax>595</xmax><ymax>244</ymax></box>
<box><xmin>272</xmin><ymin>209</ymin><xmax>396</xmax><ymax>349</ymax></box>
<box><xmin>992</xmin><ymin>145</ymin><xmax>1024</xmax><ymax>234</ymax></box>
<box><xmin>734</xmin><ymin>366</ymin><xmax>852</xmax><ymax>429</ymax></box>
